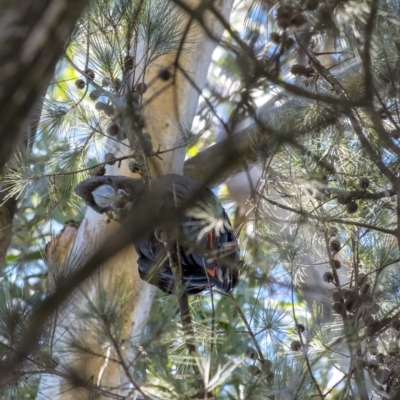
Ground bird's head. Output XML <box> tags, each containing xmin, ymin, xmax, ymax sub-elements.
<box><xmin>74</xmin><ymin>176</ymin><xmax>145</xmax><ymax>214</ymax></box>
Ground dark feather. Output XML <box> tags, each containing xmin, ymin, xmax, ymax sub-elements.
<box><xmin>75</xmin><ymin>174</ymin><xmax>240</xmax><ymax>294</ymax></box>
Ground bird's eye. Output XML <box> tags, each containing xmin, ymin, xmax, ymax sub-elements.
<box><xmin>92</xmin><ymin>184</ymin><xmax>116</xmax><ymax>207</ymax></box>
<box><xmin>106</xmin><ymin>177</ymin><xmax>112</xmax><ymax>184</ymax></box>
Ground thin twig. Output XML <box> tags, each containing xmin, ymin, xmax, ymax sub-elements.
<box><xmin>227</xmin><ymin>293</ymin><xmax>264</xmax><ymax>362</ymax></box>
<box><xmin>11</xmin><ymin>137</ymin><xmax>195</xmax><ymax>181</ymax></box>
<box><xmin>105</xmin><ymin>325</ymin><xmax>149</xmax><ymax>400</ymax></box>
<box><xmin>165</xmin><ymin>183</ymin><xmax>206</xmax><ymax>398</ymax></box>
<box><xmin>172</xmin><ymin>0</ymin><xmax>366</xmax><ymax>109</ymax></box>
<box><xmin>166</xmin><ymin>240</ymin><xmax>206</xmax><ymax>397</ymax></box>
<box><xmin>261</xmin><ymin>195</ymin><xmax>396</xmax><ymax>236</ymax></box>
<box><xmin>295</xmin><ymin>34</ymin><xmax>399</xmax><ymax>185</ymax></box>
<box><xmin>290</xmin><ymin>270</ymin><xmax>324</xmax><ymax>399</ymax></box>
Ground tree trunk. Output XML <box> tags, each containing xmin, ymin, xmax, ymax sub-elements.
<box><xmin>38</xmin><ymin>1</ymin><xmax>234</xmax><ymax>398</ymax></box>
<box><xmin>0</xmin><ymin>0</ymin><xmax>92</xmax><ymax>172</ymax></box>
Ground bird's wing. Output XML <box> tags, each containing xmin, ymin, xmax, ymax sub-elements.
<box><xmin>136</xmin><ymin>236</ymin><xmax>212</xmax><ymax>294</ymax></box>
<box><xmin>181</xmin><ymin>189</ymin><xmax>239</xmax><ymax>292</ymax></box>
<box><xmin>75</xmin><ymin>174</ymin><xmax>240</xmax><ymax>294</ymax></box>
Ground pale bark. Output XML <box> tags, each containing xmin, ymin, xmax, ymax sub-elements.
<box><xmin>38</xmin><ymin>1</ymin><xmax>234</xmax><ymax>398</ymax></box>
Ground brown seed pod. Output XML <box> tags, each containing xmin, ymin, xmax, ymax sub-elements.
<box><xmin>89</xmin><ymin>89</ymin><xmax>101</xmax><ymax>101</ymax></box>
<box><xmin>290</xmin><ymin>340</ymin><xmax>302</xmax><ymax>351</ymax></box>
<box><xmin>135</xmin><ymin>82</ymin><xmax>148</xmax><ymax>94</ymax></box>
<box><xmin>75</xmin><ymin>79</ymin><xmax>85</xmax><ymax>90</ymax></box>
<box><xmin>367</xmin><ymin>360</ymin><xmax>379</xmax><ymax>371</ymax></box>
<box><xmin>330</xmin><ymin>239</ymin><xmax>341</xmax><ymax>253</ymax></box>
<box><xmin>95</xmin><ymin>101</ymin><xmax>107</xmax><ymax>112</ymax></box>
<box><xmin>104</xmin><ymin>152</ymin><xmax>117</xmax><ymax>166</ymax></box>
<box><xmin>91</xmin><ymin>165</ymin><xmax>106</xmax><ymax>177</ymax></box>
<box><xmin>124</xmin><ymin>56</ymin><xmax>135</xmax><ymax>71</ymax></box>
<box><xmin>332</xmin><ymin>290</ymin><xmax>343</xmax><ymax>302</ymax></box>
<box><xmin>140</xmin><ymin>133</ymin><xmax>153</xmax><ymax>156</ymax></box>
<box><xmin>359</xmin><ymin>177</ymin><xmax>370</xmax><ymax>190</ymax></box>
<box><xmin>248</xmin><ymin>365</ymin><xmax>261</xmax><ymax>376</ymax></box>
<box><xmin>357</xmin><ymin>273</ymin><xmax>368</xmax><ymax>287</ymax></box>
<box><xmin>140</xmin><ymin>114</ymin><xmax>147</xmax><ymax>128</ymax></box>
<box><xmin>333</xmin><ymin>259</ymin><xmax>341</xmax><ymax>269</ymax></box>
<box><xmin>158</xmin><ymin>67</ymin><xmax>172</xmax><ymax>81</ymax></box>
<box><xmin>245</xmin><ymin>347</ymin><xmax>258</xmax><ymax>360</ymax></box>
<box><xmin>345</xmin><ymin>295</ymin><xmax>360</xmax><ymax>313</ymax></box>
<box><xmin>336</xmin><ymin>194</ymin><xmax>352</xmax><ymax>205</ymax></box>
<box><xmin>107</xmin><ymin>123</ymin><xmax>119</xmax><ymax>137</ymax></box>
<box><xmin>379</xmin><ymin>108</ymin><xmax>388</xmax><ymax>119</ymax></box>
<box><xmin>131</xmin><ymin>91</ymin><xmax>141</xmax><ymax>109</ymax></box>
<box><xmin>291</xmin><ymin>64</ymin><xmax>314</xmax><ymax>78</ymax></box>
<box><xmin>261</xmin><ymin>359</ymin><xmax>272</xmax><ymax>373</ymax></box>
<box><xmin>277</xmin><ymin>16</ymin><xmax>291</xmax><ymax>29</ymax></box>
<box><xmin>303</xmin><ymin>0</ymin><xmax>320</xmax><ymax>11</ymax></box>
<box><xmin>102</xmin><ymin>77</ymin><xmax>111</xmax><ymax>87</ymax></box>
<box><xmin>283</xmin><ymin>36</ymin><xmax>295</xmax><ymax>51</ymax></box>
<box><xmin>296</xmin><ymin>323</ymin><xmax>305</xmax><ymax>333</ymax></box>
<box><xmin>342</xmin><ymin>288</ymin><xmax>352</xmax><ymax>299</ymax></box>
<box><xmin>95</xmin><ymin>102</ymin><xmax>114</xmax><ymax>117</ymax></box>
<box><xmin>291</xmin><ymin>11</ymin><xmax>307</xmax><ymax>27</ymax></box>
<box><xmin>84</xmin><ymin>68</ymin><xmax>95</xmax><ymax>80</ymax></box>
<box><xmin>270</xmin><ymin>32</ymin><xmax>282</xmax><ymax>44</ymax></box>
<box><xmin>346</xmin><ymin>200</ymin><xmax>358</xmax><ymax>214</ymax></box>
<box><xmin>114</xmin><ymin>78</ymin><xmax>122</xmax><ymax>92</ymax></box>
<box><xmin>375</xmin><ymin>353</ymin><xmax>385</xmax><ymax>364</ymax></box>
<box><xmin>128</xmin><ymin>161</ymin><xmax>141</xmax><ymax>174</ymax></box>
<box><xmin>291</xmin><ymin>64</ymin><xmax>308</xmax><ymax>76</ymax></box>
<box><xmin>323</xmin><ymin>271</ymin><xmax>334</xmax><ymax>283</ymax></box>
<box><xmin>344</xmin><ymin>288</ymin><xmax>357</xmax><ymax>301</ymax></box>
<box><xmin>266</xmin><ymin>370</ymin><xmax>274</xmax><ymax>382</ymax></box>
<box><xmin>375</xmin><ymin>368</ymin><xmax>390</xmax><ymax>384</ymax></box>
<box><xmin>343</xmin><ymin>290</ymin><xmax>360</xmax><ymax>312</ymax></box>
<box><xmin>276</xmin><ymin>5</ymin><xmax>294</xmax><ymax>29</ymax></box>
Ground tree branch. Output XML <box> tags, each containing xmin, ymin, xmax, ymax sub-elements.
<box><xmin>261</xmin><ymin>196</ymin><xmax>396</xmax><ymax>236</ymax></box>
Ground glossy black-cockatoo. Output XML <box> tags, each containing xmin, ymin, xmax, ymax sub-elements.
<box><xmin>74</xmin><ymin>174</ymin><xmax>239</xmax><ymax>294</ymax></box>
